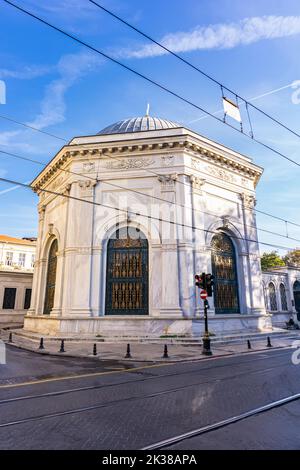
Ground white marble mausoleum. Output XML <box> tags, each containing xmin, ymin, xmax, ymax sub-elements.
<box><xmin>24</xmin><ymin>115</ymin><xmax>273</xmax><ymax>337</ymax></box>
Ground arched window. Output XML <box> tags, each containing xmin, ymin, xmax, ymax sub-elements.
<box><xmin>279</xmin><ymin>283</ymin><xmax>288</xmax><ymax>311</ymax></box>
<box><xmin>43</xmin><ymin>239</ymin><xmax>58</xmax><ymax>315</ymax></box>
<box><xmin>293</xmin><ymin>281</ymin><xmax>300</xmax><ymax>314</ymax></box>
<box><xmin>211</xmin><ymin>232</ymin><xmax>239</xmax><ymax>314</ymax></box>
<box><xmin>105</xmin><ymin>227</ymin><xmax>148</xmax><ymax>315</ymax></box>
<box><xmin>269</xmin><ymin>282</ymin><xmax>277</xmax><ymax>311</ymax></box>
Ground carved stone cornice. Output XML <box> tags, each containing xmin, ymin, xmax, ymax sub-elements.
<box><xmin>31</xmin><ymin>134</ymin><xmax>263</xmax><ymax>191</ymax></box>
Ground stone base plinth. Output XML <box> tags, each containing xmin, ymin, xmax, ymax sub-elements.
<box><xmin>23</xmin><ymin>313</ymin><xmax>273</xmax><ymax>338</ymax></box>
<box><xmin>0</xmin><ymin>310</ymin><xmax>26</xmax><ymax>326</ymax></box>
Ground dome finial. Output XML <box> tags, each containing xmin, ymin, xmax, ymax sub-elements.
<box><xmin>145</xmin><ymin>103</ymin><xmax>150</xmax><ymax>117</ymax></box>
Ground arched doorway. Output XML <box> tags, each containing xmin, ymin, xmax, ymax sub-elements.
<box><xmin>211</xmin><ymin>232</ymin><xmax>239</xmax><ymax>314</ymax></box>
<box><xmin>43</xmin><ymin>239</ymin><xmax>58</xmax><ymax>315</ymax></box>
<box><xmin>293</xmin><ymin>281</ymin><xmax>300</xmax><ymax>317</ymax></box>
<box><xmin>105</xmin><ymin>227</ymin><xmax>149</xmax><ymax>315</ymax></box>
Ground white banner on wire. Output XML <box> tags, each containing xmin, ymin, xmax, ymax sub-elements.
<box><xmin>223</xmin><ymin>97</ymin><xmax>241</xmax><ymax>122</ymax></box>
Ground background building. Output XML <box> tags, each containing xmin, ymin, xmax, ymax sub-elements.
<box><xmin>262</xmin><ymin>266</ymin><xmax>300</xmax><ymax>326</ymax></box>
<box><xmin>0</xmin><ymin>235</ymin><xmax>36</xmax><ymax>326</ymax></box>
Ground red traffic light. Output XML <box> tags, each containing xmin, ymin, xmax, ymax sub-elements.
<box><xmin>195</xmin><ymin>274</ymin><xmax>204</xmax><ymax>289</ymax></box>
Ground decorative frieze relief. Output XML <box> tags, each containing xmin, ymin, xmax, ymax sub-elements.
<box><xmin>49</xmin><ymin>176</ymin><xmax>64</xmax><ymax>191</ymax></box>
<box><xmin>158</xmin><ymin>173</ymin><xmax>178</xmax><ymax>192</ymax></box>
<box><xmin>105</xmin><ymin>158</ymin><xmax>154</xmax><ymax>170</ymax></box>
<box><xmin>33</xmin><ymin>136</ymin><xmax>262</xmax><ymax>190</ymax></box>
<box><xmin>191</xmin><ymin>157</ymin><xmax>252</xmax><ymax>188</ymax></box>
<box><xmin>161</xmin><ymin>155</ymin><xmax>175</xmax><ymax>166</ymax></box>
<box><xmin>82</xmin><ymin>162</ymin><xmax>95</xmax><ymax>172</ymax></box>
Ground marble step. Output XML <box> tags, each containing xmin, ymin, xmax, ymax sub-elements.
<box><xmin>5</xmin><ymin>328</ymin><xmax>299</xmax><ymax>346</ymax></box>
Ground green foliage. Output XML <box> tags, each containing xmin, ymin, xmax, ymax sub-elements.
<box><xmin>261</xmin><ymin>251</ymin><xmax>285</xmax><ymax>271</ymax></box>
<box><xmin>283</xmin><ymin>249</ymin><xmax>300</xmax><ymax>267</ymax></box>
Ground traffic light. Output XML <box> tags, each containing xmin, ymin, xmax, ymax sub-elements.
<box><xmin>206</xmin><ymin>274</ymin><xmax>215</xmax><ymax>297</ymax></box>
<box><xmin>195</xmin><ymin>273</ymin><xmax>206</xmax><ymax>289</ymax></box>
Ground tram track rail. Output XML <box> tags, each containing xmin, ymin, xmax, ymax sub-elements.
<box><xmin>0</xmin><ymin>350</ymin><xmax>295</xmax><ymax>431</ymax></box>
<box><xmin>142</xmin><ymin>392</ymin><xmax>300</xmax><ymax>450</ymax></box>
<box><xmin>0</xmin><ymin>349</ymin><xmax>291</xmax><ymax>406</ymax></box>
<box><xmin>0</xmin><ymin>369</ymin><xmax>296</xmax><ymax>431</ymax></box>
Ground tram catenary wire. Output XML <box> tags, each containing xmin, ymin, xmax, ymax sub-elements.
<box><xmin>88</xmin><ymin>0</ymin><xmax>300</xmax><ymax>141</ymax></box>
<box><xmin>0</xmin><ymin>173</ymin><xmax>297</xmax><ymax>252</ymax></box>
<box><xmin>4</xmin><ymin>0</ymin><xmax>300</xmax><ymax>172</ymax></box>
<box><xmin>1</xmin><ymin>148</ymin><xmax>299</xmax><ymax>245</ymax></box>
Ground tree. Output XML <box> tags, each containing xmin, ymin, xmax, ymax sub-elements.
<box><xmin>260</xmin><ymin>251</ymin><xmax>285</xmax><ymax>271</ymax></box>
<box><xmin>283</xmin><ymin>249</ymin><xmax>300</xmax><ymax>267</ymax></box>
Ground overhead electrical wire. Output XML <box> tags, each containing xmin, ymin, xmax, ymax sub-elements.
<box><xmin>0</xmin><ymin>113</ymin><xmax>66</xmax><ymax>141</ymax></box>
<box><xmin>1</xmin><ymin>147</ymin><xmax>299</xmax><ymax>245</ymax></box>
<box><xmin>0</xmin><ymin>109</ymin><xmax>299</xmax><ymax>231</ymax></box>
<box><xmin>1</xmin><ymin>0</ymin><xmax>299</xmax><ymax>248</ymax></box>
<box><xmin>0</xmin><ymin>4</ymin><xmax>299</xmax><ymax>230</ymax></box>
<box><xmin>88</xmin><ymin>0</ymin><xmax>300</xmax><ymax>141</ymax></box>
<box><xmin>3</xmin><ymin>0</ymin><xmax>300</xmax><ymax>170</ymax></box>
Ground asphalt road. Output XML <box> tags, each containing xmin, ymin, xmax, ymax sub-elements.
<box><xmin>0</xmin><ymin>344</ymin><xmax>300</xmax><ymax>450</ymax></box>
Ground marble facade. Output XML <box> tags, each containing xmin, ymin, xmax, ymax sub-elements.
<box><xmin>24</xmin><ymin>116</ymin><xmax>271</xmax><ymax>337</ymax></box>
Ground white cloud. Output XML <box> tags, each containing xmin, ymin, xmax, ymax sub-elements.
<box><xmin>24</xmin><ymin>0</ymin><xmax>96</xmax><ymax>26</ymax></box>
<box><xmin>27</xmin><ymin>51</ymin><xmax>103</xmax><ymax>130</ymax></box>
<box><xmin>0</xmin><ymin>51</ymin><xmax>103</xmax><ymax>154</ymax></box>
<box><xmin>124</xmin><ymin>15</ymin><xmax>300</xmax><ymax>59</ymax></box>
<box><xmin>0</xmin><ymin>181</ymin><xmax>31</xmax><ymax>197</ymax></box>
<box><xmin>0</xmin><ymin>65</ymin><xmax>52</xmax><ymax>80</ymax></box>
<box><xmin>0</xmin><ymin>51</ymin><xmax>103</xmax><ymax>133</ymax></box>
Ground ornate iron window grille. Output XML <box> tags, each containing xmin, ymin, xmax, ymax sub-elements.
<box><xmin>105</xmin><ymin>227</ymin><xmax>149</xmax><ymax>316</ymax></box>
<box><xmin>211</xmin><ymin>232</ymin><xmax>240</xmax><ymax>314</ymax></box>
<box><xmin>43</xmin><ymin>239</ymin><xmax>58</xmax><ymax>315</ymax></box>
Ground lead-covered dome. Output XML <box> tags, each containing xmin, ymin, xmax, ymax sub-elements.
<box><xmin>98</xmin><ymin>116</ymin><xmax>180</xmax><ymax>135</ymax></box>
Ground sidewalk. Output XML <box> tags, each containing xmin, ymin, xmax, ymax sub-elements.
<box><xmin>1</xmin><ymin>329</ymin><xmax>299</xmax><ymax>363</ymax></box>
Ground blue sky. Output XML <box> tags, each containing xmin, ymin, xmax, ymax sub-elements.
<box><xmin>0</xmin><ymin>0</ymin><xmax>299</xmax><ymax>256</ymax></box>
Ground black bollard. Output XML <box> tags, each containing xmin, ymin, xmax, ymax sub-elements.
<box><xmin>93</xmin><ymin>343</ymin><xmax>97</xmax><ymax>356</ymax></box>
<box><xmin>163</xmin><ymin>344</ymin><xmax>169</xmax><ymax>359</ymax></box>
<box><xmin>267</xmin><ymin>336</ymin><xmax>272</xmax><ymax>348</ymax></box>
<box><xmin>8</xmin><ymin>332</ymin><xmax>12</xmax><ymax>343</ymax></box>
<box><xmin>247</xmin><ymin>339</ymin><xmax>252</xmax><ymax>350</ymax></box>
<box><xmin>39</xmin><ymin>338</ymin><xmax>44</xmax><ymax>350</ymax></box>
<box><xmin>59</xmin><ymin>339</ymin><xmax>65</xmax><ymax>353</ymax></box>
<box><xmin>125</xmin><ymin>343</ymin><xmax>132</xmax><ymax>358</ymax></box>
